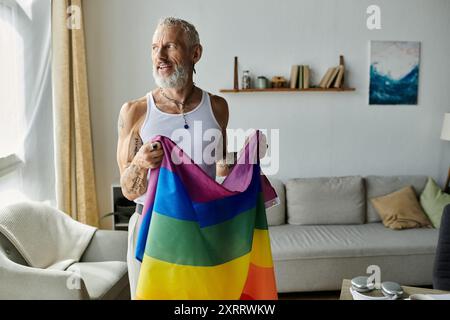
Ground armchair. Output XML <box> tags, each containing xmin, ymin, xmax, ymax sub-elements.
<box><xmin>0</xmin><ymin>205</ymin><xmax>130</xmax><ymax>300</ymax></box>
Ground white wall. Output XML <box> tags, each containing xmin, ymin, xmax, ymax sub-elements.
<box><xmin>84</xmin><ymin>0</ymin><xmax>450</xmax><ymax>228</ymax></box>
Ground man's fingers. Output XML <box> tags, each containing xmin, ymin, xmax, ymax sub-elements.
<box><xmin>150</xmin><ymin>149</ymin><xmax>164</xmax><ymax>157</ymax></box>
<box><xmin>151</xmin><ymin>152</ymin><xmax>163</xmax><ymax>160</ymax></box>
<box><xmin>150</xmin><ymin>141</ymin><xmax>161</xmax><ymax>150</ymax></box>
<box><xmin>149</xmin><ymin>158</ymin><xmax>163</xmax><ymax>169</ymax></box>
<box><xmin>140</xmin><ymin>156</ymin><xmax>163</xmax><ymax>168</ymax></box>
<box><xmin>142</xmin><ymin>141</ymin><xmax>161</xmax><ymax>153</ymax></box>
<box><xmin>144</xmin><ymin>151</ymin><xmax>163</xmax><ymax>162</ymax></box>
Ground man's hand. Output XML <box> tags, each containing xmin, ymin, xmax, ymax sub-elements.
<box><xmin>257</xmin><ymin>132</ymin><xmax>268</xmax><ymax>159</ymax></box>
<box><xmin>132</xmin><ymin>141</ymin><xmax>164</xmax><ymax>169</ymax></box>
<box><xmin>240</xmin><ymin>132</ymin><xmax>268</xmax><ymax>160</ymax></box>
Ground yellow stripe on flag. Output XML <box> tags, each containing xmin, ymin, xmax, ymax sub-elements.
<box><xmin>136</xmin><ymin>253</ymin><xmax>251</xmax><ymax>300</ymax></box>
<box><xmin>251</xmin><ymin>229</ymin><xmax>274</xmax><ymax>268</ymax></box>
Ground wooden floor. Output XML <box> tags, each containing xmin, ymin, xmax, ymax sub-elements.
<box><xmin>278</xmin><ymin>291</ymin><xmax>340</xmax><ymax>300</ymax></box>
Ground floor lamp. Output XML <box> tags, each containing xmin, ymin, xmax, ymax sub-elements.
<box><xmin>441</xmin><ymin>113</ymin><xmax>450</xmax><ymax>193</ymax></box>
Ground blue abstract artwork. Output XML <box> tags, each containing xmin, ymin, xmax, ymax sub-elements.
<box><xmin>369</xmin><ymin>41</ymin><xmax>420</xmax><ymax>105</ymax></box>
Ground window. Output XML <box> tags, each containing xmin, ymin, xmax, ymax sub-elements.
<box><xmin>0</xmin><ymin>0</ymin><xmax>24</xmax><ymax>175</ymax></box>
<box><xmin>0</xmin><ymin>0</ymin><xmax>54</xmax><ymax>206</ymax></box>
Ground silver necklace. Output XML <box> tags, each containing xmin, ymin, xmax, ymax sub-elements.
<box><xmin>159</xmin><ymin>85</ymin><xmax>196</xmax><ymax>129</ymax></box>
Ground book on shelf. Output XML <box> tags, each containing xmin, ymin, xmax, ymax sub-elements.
<box><xmin>289</xmin><ymin>65</ymin><xmax>299</xmax><ymax>89</ymax></box>
<box><xmin>298</xmin><ymin>65</ymin><xmax>304</xmax><ymax>89</ymax></box>
<box><xmin>326</xmin><ymin>66</ymin><xmax>340</xmax><ymax>88</ymax></box>
<box><xmin>319</xmin><ymin>67</ymin><xmax>335</xmax><ymax>88</ymax></box>
<box><xmin>290</xmin><ymin>61</ymin><xmax>347</xmax><ymax>90</ymax></box>
<box><xmin>303</xmin><ymin>65</ymin><xmax>310</xmax><ymax>89</ymax></box>
<box><xmin>333</xmin><ymin>65</ymin><xmax>345</xmax><ymax>88</ymax></box>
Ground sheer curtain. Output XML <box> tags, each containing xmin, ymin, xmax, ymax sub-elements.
<box><xmin>0</xmin><ymin>0</ymin><xmax>55</xmax><ymax>207</ymax></box>
<box><xmin>0</xmin><ymin>0</ymin><xmax>24</xmax><ymax>164</ymax></box>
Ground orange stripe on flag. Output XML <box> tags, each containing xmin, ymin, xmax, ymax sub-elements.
<box><xmin>241</xmin><ymin>263</ymin><xmax>278</xmax><ymax>300</ymax></box>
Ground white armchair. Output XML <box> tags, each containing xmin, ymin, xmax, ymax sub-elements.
<box><xmin>0</xmin><ymin>203</ymin><xmax>130</xmax><ymax>300</ymax></box>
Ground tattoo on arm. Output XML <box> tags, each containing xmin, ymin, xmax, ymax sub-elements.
<box><xmin>134</xmin><ymin>136</ymin><xmax>143</xmax><ymax>155</ymax></box>
<box><xmin>121</xmin><ymin>132</ymin><xmax>146</xmax><ymax>197</ymax></box>
<box><xmin>127</xmin><ymin>132</ymin><xmax>143</xmax><ymax>163</ymax></box>
<box><xmin>121</xmin><ymin>163</ymin><xmax>148</xmax><ymax>197</ymax></box>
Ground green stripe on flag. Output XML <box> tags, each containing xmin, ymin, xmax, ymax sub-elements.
<box><xmin>146</xmin><ymin>203</ymin><xmax>267</xmax><ymax>266</ymax></box>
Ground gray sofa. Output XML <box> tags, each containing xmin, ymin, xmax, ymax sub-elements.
<box><xmin>0</xmin><ymin>229</ymin><xmax>130</xmax><ymax>300</ymax></box>
<box><xmin>266</xmin><ymin>175</ymin><xmax>439</xmax><ymax>293</ymax></box>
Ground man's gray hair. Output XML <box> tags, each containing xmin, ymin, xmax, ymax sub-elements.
<box><xmin>157</xmin><ymin>17</ymin><xmax>200</xmax><ymax>49</ymax></box>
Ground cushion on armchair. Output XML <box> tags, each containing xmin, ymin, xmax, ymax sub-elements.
<box><xmin>0</xmin><ymin>201</ymin><xmax>96</xmax><ymax>270</ymax></box>
<box><xmin>67</xmin><ymin>261</ymin><xmax>129</xmax><ymax>300</ymax></box>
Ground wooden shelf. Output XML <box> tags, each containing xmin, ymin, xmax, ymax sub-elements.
<box><xmin>220</xmin><ymin>87</ymin><xmax>355</xmax><ymax>93</ymax></box>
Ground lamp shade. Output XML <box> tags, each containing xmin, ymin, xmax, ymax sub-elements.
<box><xmin>441</xmin><ymin>113</ymin><xmax>450</xmax><ymax>141</ymax></box>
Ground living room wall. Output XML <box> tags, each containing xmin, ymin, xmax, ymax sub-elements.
<box><xmin>83</xmin><ymin>0</ymin><xmax>450</xmax><ymax>228</ymax></box>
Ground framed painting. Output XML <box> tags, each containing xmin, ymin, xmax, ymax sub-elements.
<box><xmin>369</xmin><ymin>41</ymin><xmax>420</xmax><ymax>105</ymax></box>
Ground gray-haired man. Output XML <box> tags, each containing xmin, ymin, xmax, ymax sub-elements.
<box><xmin>116</xmin><ymin>17</ymin><xmax>229</xmax><ymax>299</ymax></box>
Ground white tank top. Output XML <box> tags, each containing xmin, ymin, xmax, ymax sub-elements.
<box><xmin>134</xmin><ymin>88</ymin><xmax>222</xmax><ymax>205</ymax></box>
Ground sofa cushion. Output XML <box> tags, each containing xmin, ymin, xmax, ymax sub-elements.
<box><xmin>266</xmin><ymin>178</ymin><xmax>285</xmax><ymax>226</ymax></box>
<box><xmin>67</xmin><ymin>261</ymin><xmax>128</xmax><ymax>300</ymax></box>
<box><xmin>286</xmin><ymin>176</ymin><xmax>365</xmax><ymax>225</ymax></box>
<box><xmin>268</xmin><ymin>223</ymin><xmax>438</xmax><ymax>261</ymax></box>
<box><xmin>371</xmin><ymin>186</ymin><xmax>432</xmax><ymax>230</ymax></box>
<box><xmin>366</xmin><ymin>175</ymin><xmax>428</xmax><ymax>223</ymax></box>
<box><xmin>420</xmin><ymin>177</ymin><xmax>450</xmax><ymax>228</ymax></box>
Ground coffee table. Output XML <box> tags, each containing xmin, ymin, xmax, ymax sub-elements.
<box><xmin>340</xmin><ymin>279</ymin><xmax>449</xmax><ymax>300</ymax></box>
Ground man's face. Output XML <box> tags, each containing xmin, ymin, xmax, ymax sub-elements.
<box><xmin>151</xmin><ymin>26</ymin><xmax>193</xmax><ymax>88</ymax></box>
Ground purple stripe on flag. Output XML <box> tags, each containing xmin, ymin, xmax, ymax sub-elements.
<box><xmin>142</xmin><ymin>130</ymin><xmax>278</xmax><ymax>206</ymax></box>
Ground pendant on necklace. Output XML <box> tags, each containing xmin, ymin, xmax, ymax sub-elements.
<box><xmin>182</xmin><ymin>113</ymin><xmax>189</xmax><ymax>129</ymax></box>
<box><xmin>160</xmin><ymin>86</ymin><xmax>194</xmax><ymax>130</ymax></box>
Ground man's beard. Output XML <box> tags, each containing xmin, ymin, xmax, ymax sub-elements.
<box><xmin>152</xmin><ymin>63</ymin><xmax>190</xmax><ymax>89</ymax></box>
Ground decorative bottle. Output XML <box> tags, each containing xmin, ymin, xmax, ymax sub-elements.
<box><xmin>242</xmin><ymin>70</ymin><xmax>251</xmax><ymax>89</ymax></box>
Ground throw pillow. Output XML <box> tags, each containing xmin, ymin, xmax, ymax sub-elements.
<box><xmin>420</xmin><ymin>177</ymin><xmax>450</xmax><ymax>228</ymax></box>
<box><xmin>370</xmin><ymin>186</ymin><xmax>432</xmax><ymax>230</ymax></box>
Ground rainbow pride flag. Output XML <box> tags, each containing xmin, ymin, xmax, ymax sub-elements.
<box><xmin>135</xmin><ymin>131</ymin><xmax>278</xmax><ymax>300</ymax></box>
